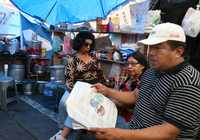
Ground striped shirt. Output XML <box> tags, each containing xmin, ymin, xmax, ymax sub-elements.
<box><xmin>129</xmin><ymin>62</ymin><xmax>200</xmax><ymax>139</ymax></box>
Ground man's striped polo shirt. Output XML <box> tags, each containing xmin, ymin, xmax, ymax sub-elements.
<box><xmin>129</xmin><ymin>61</ymin><xmax>200</xmax><ymax>139</ymax></box>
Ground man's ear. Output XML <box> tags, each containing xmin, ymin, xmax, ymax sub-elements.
<box><xmin>175</xmin><ymin>47</ymin><xmax>184</xmax><ymax>57</ymax></box>
<box><xmin>140</xmin><ymin>65</ymin><xmax>145</xmax><ymax>71</ymax></box>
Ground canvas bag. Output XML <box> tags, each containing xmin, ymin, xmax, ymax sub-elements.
<box><xmin>182</xmin><ymin>6</ymin><xmax>200</xmax><ymax>37</ymax></box>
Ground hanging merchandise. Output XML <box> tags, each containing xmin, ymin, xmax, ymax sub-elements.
<box><xmin>0</xmin><ymin>5</ymin><xmax>21</xmax><ymax>37</ymax></box>
<box><xmin>52</xmin><ymin>34</ymin><xmax>63</xmax><ymax>52</ymax></box>
<box><xmin>121</xmin><ymin>11</ymin><xmax>129</xmax><ymax>25</ymax></box>
<box><xmin>129</xmin><ymin>0</ymin><xmax>150</xmax><ymax>33</ymax></box>
<box><xmin>112</xmin><ymin>14</ymin><xmax>120</xmax><ymax>32</ymax></box>
<box><xmin>41</xmin><ymin>47</ymin><xmax>46</xmax><ymax>57</ymax></box>
<box><xmin>182</xmin><ymin>5</ymin><xmax>200</xmax><ymax>37</ymax></box>
<box><xmin>107</xmin><ymin>17</ymin><xmax>114</xmax><ymax>32</ymax></box>
<box><xmin>8</xmin><ymin>38</ymin><xmax>20</xmax><ymax>55</ymax></box>
<box><xmin>109</xmin><ymin>34</ymin><xmax>121</xmax><ymax>49</ymax></box>
<box><xmin>145</xmin><ymin>10</ymin><xmax>161</xmax><ymax>30</ymax></box>
<box><xmin>96</xmin><ymin>17</ymin><xmax>103</xmax><ymax>32</ymax></box>
<box><xmin>63</xmin><ymin>33</ymin><xmax>72</xmax><ymax>54</ymax></box>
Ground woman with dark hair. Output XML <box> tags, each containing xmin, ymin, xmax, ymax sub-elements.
<box><xmin>117</xmin><ymin>51</ymin><xmax>148</xmax><ymax>122</ymax></box>
<box><xmin>50</xmin><ymin>31</ymin><xmax>105</xmax><ymax>140</ymax></box>
<box><xmin>121</xmin><ymin>51</ymin><xmax>148</xmax><ymax>91</ymax></box>
<box><xmin>72</xmin><ymin>31</ymin><xmax>95</xmax><ymax>52</ymax></box>
<box><xmin>65</xmin><ymin>31</ymin><xmax>104</xmax><ymax>90</ymax></box>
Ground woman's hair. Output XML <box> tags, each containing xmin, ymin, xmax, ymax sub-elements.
<box><xmin>128</xmin><ymin>51</ymin><xmax>149</xmax><ymax>70</ymax></box>
<box><xmin>73</xmin><ymin>31</ymin><xmax>95</xmax><ymax>51</ymax></box>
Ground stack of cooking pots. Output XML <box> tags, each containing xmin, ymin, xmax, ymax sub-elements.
<box><xmin>36</xmin><ymin>80</ymin><xmax>48</xmax><ymax>95</ymax></box>
<box><xmin>22</xmin><ymin>80</ymin><xmax>36</xmax><ymax>95</ymax></box>
<box><xmin>8</xmin><ymin>64</ymin><xmax>25</xmax><ymax>82</ymax></box>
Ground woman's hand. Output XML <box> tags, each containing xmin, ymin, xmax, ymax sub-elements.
<box><xmin>91</xmin><ymin>83</ymin><xmax>110</xmax><ymax>97</ymax></box>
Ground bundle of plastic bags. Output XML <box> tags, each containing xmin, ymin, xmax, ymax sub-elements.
<box><xmin>182</xmin><ymin>7</ymin><xmax>200</xmax><ymax>37</ymax></box>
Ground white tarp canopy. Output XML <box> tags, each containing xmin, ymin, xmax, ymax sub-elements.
<box><xmin>0</xmin><ymin>4</ymin><xmax>21</xmax><ymax>37</ymax></box>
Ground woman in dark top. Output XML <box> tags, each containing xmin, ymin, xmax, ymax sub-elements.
<box><xmin>118</xmin><ymin>51</ymin><xmax>148</xmax><ymax>122</ymax></box>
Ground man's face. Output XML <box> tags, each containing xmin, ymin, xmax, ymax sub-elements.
<box><xmin>147</xmin><ymin>42</ymin><xmax>183</xmax><ymax>71</ymax></box>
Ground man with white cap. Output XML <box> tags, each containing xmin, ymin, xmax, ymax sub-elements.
<box><xmin>90</xmin><ymin>23</ymin><xmax>200</xmax><ymax>140</ymax></box>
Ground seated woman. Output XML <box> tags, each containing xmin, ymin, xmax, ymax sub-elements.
<box><xmin>118</xmin><ymin>51</ymin><xmax>148</xmax><ymax>122</ymax></box>
<box><xmin>50</xmin><ymin>31</ymin><xmax>105</xmax><ymax>140</ymax></box>
<box><xmin>89</xmin><ymin>50</ymin><xmax>148</xmax><ymax>128</ymax></box>
<box><xmin>120</xmin><ymin>51</ymin><xmax>148</xmax><ymax>91</ymax></box>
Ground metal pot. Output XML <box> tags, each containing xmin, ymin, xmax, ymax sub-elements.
<box><xmin>22</xmin><ymin>80</ymin><xmax>36</xmax><ymax>95</ymax></box>
<box><xmin>49</xmin><ymin>65</ymin><xmax>65</xmax><ymax>83</ymax></box>
<box><xmin>36</xmin><ymin>80</ymin><xmax>48</xmax><ymax>94</ymax></box>
<box><xmin>8</xmin><ymin>64</ymin><xmax>25</xmax><ymax>82</ymax></box>
<box><xmin>33</xmin><ymin>65</ymin><xmax>47</xmax><ymax>74</ymax></box>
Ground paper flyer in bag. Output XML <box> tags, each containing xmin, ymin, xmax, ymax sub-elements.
<box><xmin>66</xmin><ymin>81</ymin><xmax>118</xmax><ymax>129</ymax></box>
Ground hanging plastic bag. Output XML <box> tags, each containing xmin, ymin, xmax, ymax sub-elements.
<box><xmin>8</xmin><ymin>38</ymin><xmax>20</xmax><ymax>55</ymax></box>
<box><xmin>182</xmin><ymin>7</ymin><xmax>200</xmax><ymax>37</ymax></box>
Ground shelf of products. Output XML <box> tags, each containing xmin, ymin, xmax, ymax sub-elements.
<box><xmin>51</xmin><ymin>28</ymin><xmax>150</xmax><ymax>35</ymax></box>
<box><xmin>27</xmin><ymin>55</ymin><xmax>50</xmax><ymax>81</ymax></box>
<box><xmin>98</xmin><ymin>58</ymin><xmax>126</xmax><ymax>65</ymax></box>
<box><xmin>52</xmin><ymin>28</ymin><xmax>146</xmax><ymax>83</ymax></box>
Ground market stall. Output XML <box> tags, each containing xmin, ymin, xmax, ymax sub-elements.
<box><xmin>0</xmin><ymin>0</ymin><xmax>156</xmax><ymax>110</ymax></box>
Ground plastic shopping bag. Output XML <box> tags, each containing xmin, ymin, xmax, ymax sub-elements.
<box><xmin>182</xmin><ymin>7</ymin><xmax>200</xmax><ymax>37</ymax></box>
<box><xmin>66</xmin><ymin>81</ymin><xmax>118</xmax><ymax>129</ymax></box>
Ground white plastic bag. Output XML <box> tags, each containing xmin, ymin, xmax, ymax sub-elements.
<box><xmin>66</xmin><ymin>81</ymin><xmax>118</xmax><ymax>129</ymax></box>
<box><xmin>182</xmin><ymin>7</ymin><xmax>200</xmax><ymax>37</ymax></box>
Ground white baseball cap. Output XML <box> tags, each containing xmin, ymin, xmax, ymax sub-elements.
<box><xmin>138</xmin><ymin>23</ymin><xmax>186</xmax><ymax>46</ymax></box>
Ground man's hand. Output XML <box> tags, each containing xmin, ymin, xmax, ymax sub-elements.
<box><xmin>89</xmin><ymin>128</ymin><xmax>126</xmax><ymax>140</ymax></box>
<box><xmin>91</xmin><ymin>83</ymin><xmax>110</xmax><ymax>97</ymax></box>
<box><xmin>89</xmin><ymin>122</ymin><xmax>180</xmax><ymax>140</ymax></box>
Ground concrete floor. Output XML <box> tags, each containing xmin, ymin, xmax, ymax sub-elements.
<box><xmin>0</xmin><ymin>97</ymin><xmax>59</xmax><ymax>140</ymax></box>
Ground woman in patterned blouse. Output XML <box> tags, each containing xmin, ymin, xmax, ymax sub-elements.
<box><xmin>50</xmin><ymin>31</ymin><xmax>105</xmax><ymax>140</ymax></box>
<box><xmin>64</xmin><ymin>31</ymin><xmax>105</xmax><ymax>90</ymax></box>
